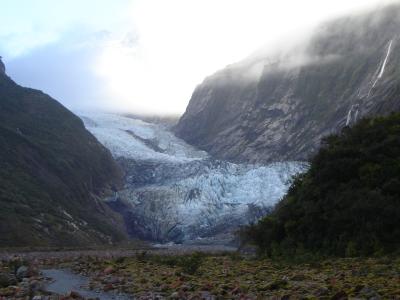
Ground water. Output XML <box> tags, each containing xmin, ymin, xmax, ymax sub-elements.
<box><xmin>42</xmin><ymin>269</ymin><xmax>131</xmax><ymax>300</ymax></box>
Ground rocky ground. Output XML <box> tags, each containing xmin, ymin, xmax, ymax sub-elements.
<box><xmin>1</xmin><ymin>249</ymin><xmax>400</xmax><ymax>299</ymax></box>
<box><xmin>0</xmin><ymin>256</ymin><xmax>53</xmax><ymax>300</ymax></box>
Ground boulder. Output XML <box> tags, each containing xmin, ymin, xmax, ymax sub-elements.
<box><xmin>0</xmin><ymin>273</ymin><xmax>16</xmax><ymax>288</ymax></box>
<box><xmin>16</xmin><ymin>266</ymin><xmax>28</xmax><ymax>280</ymax></box>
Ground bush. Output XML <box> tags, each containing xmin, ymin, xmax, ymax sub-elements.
<box><xmin>179</xmin><ymin>252</ymin><xmax>204</xmax><ymax>275</ymax></box>
<box><xmin>243</xmin><ymin>113</ymin><xmax>400</xmax><ymax>257</ymax></box>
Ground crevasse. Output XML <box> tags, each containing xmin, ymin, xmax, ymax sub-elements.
<box><xmin>78</xmin><ymin>111</ymin><xmax>306</xmax><ymax>242</ymax></box>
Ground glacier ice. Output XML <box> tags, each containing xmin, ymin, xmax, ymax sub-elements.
<box><xmin>79</xmin><ymin>112</ymin><xmax>208</xmax><ymax>163</ymax></box>
<box><xmin>79</xmin><ymin>111</ymin><xmax>307</xmax><ymax>243</ymax></box>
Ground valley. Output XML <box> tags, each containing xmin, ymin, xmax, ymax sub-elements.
<box><xmin>1</xmin><ymin>2</ymin><xmax>400</xmax><ymax>299</ymax></box>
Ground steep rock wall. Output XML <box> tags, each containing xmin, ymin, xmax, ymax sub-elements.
<box><xmin>175</xmin><ymin>4</ymin><xmax>400</xmax><ymax>163</ymax></box>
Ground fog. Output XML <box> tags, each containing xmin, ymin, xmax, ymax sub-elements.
<box><xmin>1</xmin><ymin>0</ymin><xmax>398</xmax><ymax>115</ymax></box>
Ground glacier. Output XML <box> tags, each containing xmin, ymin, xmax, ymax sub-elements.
<box><xmin>79</xmin><ymin>112</ymin><xmax>307</xmax><ymax>244</ymax></box>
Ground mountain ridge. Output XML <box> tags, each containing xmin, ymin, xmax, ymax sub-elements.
<box><xmin>175</xmin><ymin>4</ymin><xmax>400</xmax><ymax>163</ymax></box>
<box><xmin>0</xmin><ymin>62</ymin><xmax>127</xmax><ymax>247</ymax></box>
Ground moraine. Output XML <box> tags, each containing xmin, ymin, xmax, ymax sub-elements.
<box><xmin>78</xmin><ymin>112</ymin><xmax>307</xmax><ymax>244</ymax></box>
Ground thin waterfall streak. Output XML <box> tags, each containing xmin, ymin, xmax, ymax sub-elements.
<box><xmin>368</xmin><ymin>39</ymin><xmax>393</xmax><ymax>97</ymax></box>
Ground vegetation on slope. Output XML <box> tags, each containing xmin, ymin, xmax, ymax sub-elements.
<box><xmin>244</xmin><ymin>113</ymin><xmax>400</xmax><ymax>257</ymax></box>
<box><xmin>0</xmin><ymin>69</ymin><xmax>126</xmax><ymax>247</ymax></box>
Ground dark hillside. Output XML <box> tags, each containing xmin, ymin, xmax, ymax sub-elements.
<box><xmin>0</xmin><ymin>60</ymin><xmax>127</xmax><ymax>247</ymax></box>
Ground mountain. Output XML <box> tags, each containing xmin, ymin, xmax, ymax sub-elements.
<box><xmin>175</xmin><ymin>4</ymin><xmax>400</xmax><ymax>163</ymax></box>
<box><xmin>79</xmin><ymin>112</ymin><xmax>305</xmax><ymax>244</ymax></box>
<box><xmin>0</xmin><ymin>59</ymin><xmax>127</xmax><ymax>247</ymax></box>
<box><xmin>243</xmin><ymin>113</ymin><xmax>400</xmax><ymax>256</ymax></box>
<box><xmin>0</xmin><ymin>57</ymin><xmax>5</xmax><ymax>75</ymax></box>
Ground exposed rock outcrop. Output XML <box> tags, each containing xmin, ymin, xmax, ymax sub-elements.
<box><xmin>175</xmin><ymin>4</ymin><xmax>400</xmax><ymax>163</ymax></box>
<box><xmin>0</xmin><ymin>57</ymin><xmax>5</xmax><ymax>75</ymax></box>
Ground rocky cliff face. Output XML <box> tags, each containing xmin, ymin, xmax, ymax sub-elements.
<box><xmin>0</xmin><ymin>63</ymin><xmax>127</xmax><ymax>247</ymax></box>
<box><xmin>175</xmin><ymin>4</ymin><xmax>400</xmax><ymax>163</ymax></box>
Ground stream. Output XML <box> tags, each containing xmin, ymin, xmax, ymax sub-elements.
<box><xmin>42</xmin><ymin>269</ymin><xmax>131</xmax><ymax>300</ymax></box>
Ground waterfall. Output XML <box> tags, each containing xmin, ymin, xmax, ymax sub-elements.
<box><xmin>346</xmin><ymin>105</ymin><xmax>354</xmax><ymax>126</ymax></box>
<box><xmin>377</xmin><ymin>39</ymin><xmax>393</xmax><ymax>79</ymax></box>
<box><xmin>368</xmin><ymin>39</ymin><xmax>393</xmax><ymax>96</ymax></box>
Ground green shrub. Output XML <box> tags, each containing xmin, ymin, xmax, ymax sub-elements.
<box><xmin>244</xmin><ymin>113</ymin><xmax>400</xmax><ymax>257</ymax></box>
<box><xmin>179</xmin><ymin>252</ymin><xmax>204</xmax><ymax>275</ymax></box>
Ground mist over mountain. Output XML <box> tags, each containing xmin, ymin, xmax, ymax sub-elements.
<box><xmin>1</xmin><ymin>2</ymin><xmax>400</xmax><ymax>299</ymax></box>
<box><xmin>1</xmin><ymin>2</ymin><xmax>399</xmax><ymax>249</ymax></box>
<box><xmin>175</xmin><ymin>3</ymin><xmax>400</xmax><ymax>163</ymax></box>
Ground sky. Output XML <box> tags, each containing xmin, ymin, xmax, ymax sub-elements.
<box><xmin>0</xmin><ymin>0</ymin><xmax>397</xmax><ymax>115</ymax></box>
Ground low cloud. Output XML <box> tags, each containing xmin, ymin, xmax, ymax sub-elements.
<box><xmin>5</xmin><ymin>30</ymin><xmax>109</xmax><ymax>111</ymax></box>
<box><xmin>1</xmin><ymin>0</ymin><xmax>399</xmax><ymax>115</ymax></box>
